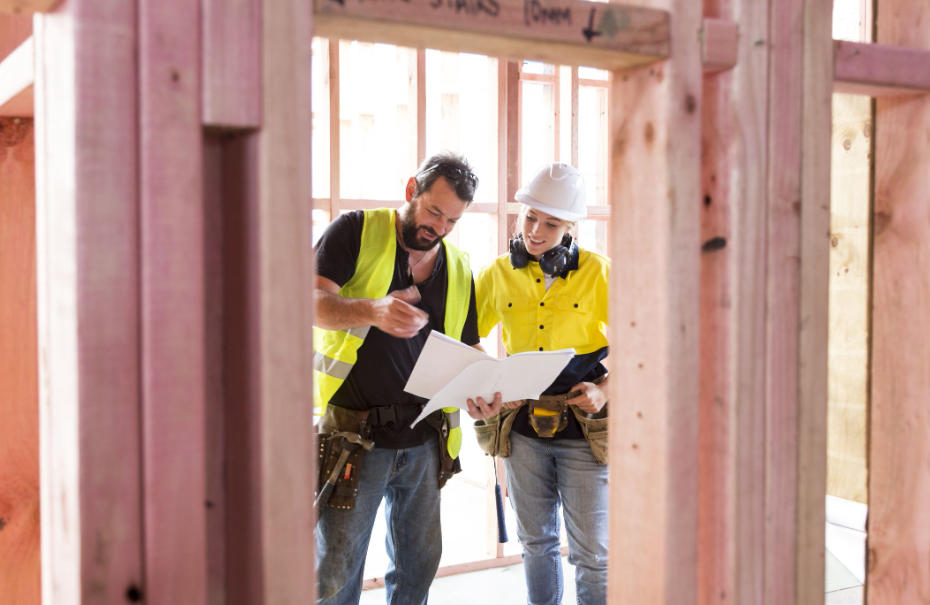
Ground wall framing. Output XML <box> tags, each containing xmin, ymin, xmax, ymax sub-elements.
<box><xmin>2</xmin><ymin>0</ymin><xmax>930</xmax><ymax>603</ymax></box>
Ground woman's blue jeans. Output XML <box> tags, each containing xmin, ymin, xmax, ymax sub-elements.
<box><xmin>316</xmin><ymin>439</ymin><xmax>442</xmax><ymax>605</ymax></box>
<box><xmin>504</xmin><ymin>432</ymin><xmax>609</xmax><ymax>605</ymax></box>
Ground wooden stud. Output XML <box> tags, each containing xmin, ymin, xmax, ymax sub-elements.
<box><xmin>553</xmin><ymin>64</ymin><xmax>560</xmax><ymax>162</ymax></box>
<box><xmin>833</xmin><ymin>41</ymin><xmax>930</xmax><ymax>97</ymax></box>
<box><xmin>505</xmin><ymin>61</ymin><xmax>520</xmax><ymax>207</ymax></box>
<box><xmin>0</xmin><ymin>35</ymin><xmax>33</xmax><ymax>116</ymax></box>
<box><xmin>0</xmin><ymin>118</ymin><xmax>39</xmax><ymax>605</ymax></box>
<box><xmin>698</xmin><ymin>0</ymin><xmax>769</xmax><ymax>601</ymax></box>
<box><xmin>315</xmin><ymin>0</ymin><xmax>669</xmax><ymax>71</ymax></box>
<box><xmin>329</xmin><ymin>39</ymin><xmax>340</xmax><ymax>219</ymax></box>
<box><xmin>570</xmin><ymin>66</ymin><xmax>578</xmax><ymax>168</ymax></box>
<box><xmin>417</xmin><ymin>49</ymin><xmax>427</xmax><ymax>166</ymax></box>
<box><xmin>765</xmin><ymin>0</ymin><xmax>833</xmax><ymax>601</ymax></box>
<box><xmin>607</xmin><ymin>0</ymin><xmax>702</xmax><ymax>600</ymax></box>
<box><xmin>202</xmin><ymin>0</ymin><xmax>261</xmax><ymax>128</ymax></box>
<box><xmin>869</xmin><ymin>0</ymin><xmax>930</xmax><ymax>601</ymax></box>
<box><xmin>139</xmin><ymin>0</ymin><xmax>208</xmax><ymax>601</ymax></box>
<box><xmin>33</xmin><ymin>1</ymin><xmax>144</xmax><ymax>601</ymax></box>
<box><xmin>255</xmin><ymin>0</ymin><xmax>316</xmax><ymax>600</ymax></box>
<box><xmin>497</xmin><ymin>59</ymin><xmax>509</xmax><ymax>257</ymax></box>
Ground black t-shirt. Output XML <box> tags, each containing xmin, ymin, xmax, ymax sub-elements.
<box><xmin>315</xmin><ymin>210</ymin><xmax>480</xmax><ymax>449</ymax></box>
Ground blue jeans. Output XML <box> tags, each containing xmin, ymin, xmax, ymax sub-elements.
<box><xmin>504</xmin><ymin>432</ymin><xmax>609</xmax><ymax>605</ymax></box>
<box><xmin>316</xmin><ymin>439</ymin><xmax>442</xmax><ymax>605</ymax></box>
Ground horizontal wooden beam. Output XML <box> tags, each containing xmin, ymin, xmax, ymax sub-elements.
<box><xmin>0</xmin><ymin>34</ymin><xmax>32</xmax><ymax>116</ymax></box>
<box><xmin>834</xmin><ymin>40</ymin><xmax>930</xmax><ymax>96</ymax></box>
<box><xmin>314</xmin><ymin>0</ymin><xmax>669</xmax><ymax>71</ymax></box>
<box><xmin>0</xmin><ymin>0</ymin><xmax>59</xmax><ymax>14</ymax></box>
<box><xmin>578</xmin><ymin>77</ymin><xmax>608</xmax><ymax>87</ymax></box>
<box><xmin>318</xmin><ymin>199</ymin><xmax>612</xmax><ymax>217</ymax></box>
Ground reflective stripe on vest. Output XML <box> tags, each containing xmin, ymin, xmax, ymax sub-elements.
<box><xmin>312</xmin><ymin>208</ymin><xmax>472</xmax><ymax>459</ymax></box>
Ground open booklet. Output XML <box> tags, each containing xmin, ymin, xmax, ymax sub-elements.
<box><xmin>404</xmin><ymin>330</ymin><xmax>575</xmax><ymax>428</ymax></box>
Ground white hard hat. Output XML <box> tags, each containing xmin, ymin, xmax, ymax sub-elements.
<box><xmin>515</xmin><ymin>163</ymin><xmax>587</xmax><ymax>222</ymax></box>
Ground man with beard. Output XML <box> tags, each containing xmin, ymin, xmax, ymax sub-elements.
<box><xmin>312</xmin><ymin>152</ymin><xmax>481</xmax><ymax>605</ymax></box>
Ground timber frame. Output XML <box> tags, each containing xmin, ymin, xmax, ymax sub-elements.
<box><xmin>1</xmin><ymin>0</ymin><xmax>930</xmax><ymax>603</ymax></box>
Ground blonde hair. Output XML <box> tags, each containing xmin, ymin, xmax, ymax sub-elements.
<box><xmin>511</xmin><ymin>204</ymin><xmax>575</xmax><ymax>239</ymax></box>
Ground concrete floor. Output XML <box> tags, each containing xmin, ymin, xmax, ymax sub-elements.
<box><xmin>356</xmin><ymin>476</ymin><xmax>865</xmax><ymax>605</ymax></box>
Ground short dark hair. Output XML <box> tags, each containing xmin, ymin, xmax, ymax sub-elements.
<box><xmin>412</xmin><ymin>152</ymin><xmax>478</xmax><ymax>203</ymax></box>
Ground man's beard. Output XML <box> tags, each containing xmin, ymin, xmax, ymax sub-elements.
<box><xmin>400</xmin><ymin>211</ymin><xmax>443</xmax><ymax>251</ymax></box>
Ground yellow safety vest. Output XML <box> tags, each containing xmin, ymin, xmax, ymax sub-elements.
<box><xmin>313</xmin><ymin>207</ymin><xmax>471</xmax><ymax>459</ymax></box>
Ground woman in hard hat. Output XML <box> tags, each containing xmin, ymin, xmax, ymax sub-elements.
<box><xmin>466</xmin><ymin>163</ymin><xmax>610</xmax><ymax>605</ymax></box>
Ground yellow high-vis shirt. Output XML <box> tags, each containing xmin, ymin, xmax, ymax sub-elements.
<box><xmin>476</xmin><ymin>249</ymin><xmax>610</xmax><ymax>356</ymax></box>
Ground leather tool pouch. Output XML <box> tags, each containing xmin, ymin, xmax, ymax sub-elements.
<box><xmin>527</xmin><ymin>398</ymin><xmax>569</xmax><ymax>438</ymax></box>
<box><xmin>475</xmin><ymin>414</ymin><xmax>501</xmax><ymax>456</ymax></box>
<box><xmin>475</xmin><ymin>406</ymin><xmax>520</xmax><ymax>458</ymax></box>
<box><xmin>316</xmin><ymin>406</ymin><xmax>372</xmax><ymax>510</ymax></box>
<box><xmin>570</xmin><ymin>405</ymin><xmax>609</xmax><ymax>465</ymax></box>
<box><xmin>425</xmin><ymin>410</ymin><xmax>461</xmax><ymax>489</ymax></box>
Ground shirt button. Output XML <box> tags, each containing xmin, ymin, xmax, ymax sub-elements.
<box><xmin>574</xmin><ymin>303</ymin><xmax>579</xmax><ymax>308</ymax></box>
<box><xmin>539</xmin><ymin>347</ymin><xmax>543</xmax><ymax>351</ymax></box>
<box><xmin>539</xmin><ymin>325</ymin><xmax>544</xmax><ymax>329</ymax></box>
<box><xmin>539</xmin><ymin>302</ymin><xmax>544</xmax><ymax>307</ymax></box>
<box><xmin>536</xmin><ymin>278</ymin><xmax>541</xmax><ymax>283</ymax></box>
<box><xmin>508</xmin><ymin>303</ymin><xmax>512</xmax><ymax>307</ymax></box>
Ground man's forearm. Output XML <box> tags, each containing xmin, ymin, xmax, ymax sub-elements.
<box><xmin>314</xmin><ymin>289</ymin><xmax>375</xmax><ymax>330</ymax></box>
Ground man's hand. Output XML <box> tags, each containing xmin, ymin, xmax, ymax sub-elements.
<box><xmin>466</xmin><ymin>392</ymin><xmax>503</xmax><ymax>420</ymax></box>
<box><xmin>501</xmin><ymin>399</ymin><xmax>526</xmax><ymax>410</ymax></box>
<box><xmin>565</xmin><ymin>381</ymin><xmax>608</xmax><ymax>414</ymax></box>
<box><xmin>371</xmin><ymin>286</ymin><xmax>429</xmax><ymax>338</ymax></box>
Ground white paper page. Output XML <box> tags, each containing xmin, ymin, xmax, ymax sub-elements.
<box><xmin>404</xmin><ymin>330</ymin><xmax>495</xmax><ymax>399</ymax></box>
<box><xmin>410</xmin><ymin>348</ymin><xmax>575</xmax><ymax>427</ymax></box>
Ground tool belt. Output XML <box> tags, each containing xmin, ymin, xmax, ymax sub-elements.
<box><xmin>365</xmin><ymin>402</ymin><xmax>461</xmax><ymax>489</ymax></box>
<box><xmin>474</xmin><ymin>375</ymin><xmax>609</xmax><ymax>465</ymax></box>
<box><xmin>315</xmin><ymin>406</ymin><xmax>375</xmax><ymax>511</ymax></box>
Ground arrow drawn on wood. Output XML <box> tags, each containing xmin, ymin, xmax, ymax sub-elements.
<box><xmin>582</xmin><ymin>8</ymin><xmax>602</xmax><ymax>42</ymax></box>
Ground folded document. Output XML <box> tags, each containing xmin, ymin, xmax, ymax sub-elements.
<box><xmin>405</xmin><ymin>331</ymin><xmax>574</xmax><ymax>427</ymax></box>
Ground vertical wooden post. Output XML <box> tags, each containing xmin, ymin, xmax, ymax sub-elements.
<box><xmin>34</xmin><ymin>0</ymin><xmax>144</xmax><ymax>601</ymax></box>
<box><xmin>698</xmin><ymin>0</ymin><xmax>769</xmax><ymax>601</ymax></box>
<box><xmin>417</xmin><ymin>48</ymin><xmax>426</xmax><ymax>166</ymax></box>
<box><xmin>570</xmin><ymin>67</ymin><xmax>579</xmax><ymax>168</ymax></box>
<box><xmin>0</xmin><ymin>118</ymin><xmax>39</xmax><ymax>605</ymax></box>
<box><xmin>329</xmin><ymin>39</ymin><xmax>340</xmax><ymax>218</ymax></box>
<box><xmin>765</xmin><ymin>0</ymin><xmax>832</xmax><ymax>601</ymax></box>
<box><xmin>869</xmin><ymin>0</ymin><xmax>930</xmax><ymax>602</ymax></box>
<box><xmin>505</xmin><ymin>61</ymin><xmax>520</xmax><ymax>205</ymax></box>
<box><xmin>139</xmin><ymin>0</ymin><xmax>207</xmax><ymax>602</ymax></box>
<box><xmin>607</xmin><ymin>0</ymin><xmax>702</xmax><ymax>600</ymax></box>
<box><xmin>256</xmin><ymin>0</ymin><xmax>315</xmax><ymax>601</ymax></box>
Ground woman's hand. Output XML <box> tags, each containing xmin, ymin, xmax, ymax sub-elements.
<box><xmin>466</xmin><ymin>392</ymin><xmax>503</xmax><ymax>420</ymax></box>
<box><xmin>565</xmin><ymin>381</ymin><xmax>608</xmax><ymax>414</ymax></box>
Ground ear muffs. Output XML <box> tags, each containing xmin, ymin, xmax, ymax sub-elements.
<box><xmin>509</xmin><ymin>234</ymin><xmax>574</xmax><ymax>277</ymax></box>
<box><xmin>509</xmin><ymin>236</ymin><xmax>530</xmax><ymax>269</ymax></box>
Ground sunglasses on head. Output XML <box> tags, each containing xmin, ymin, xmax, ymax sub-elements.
<box><xmin>417</xmin><ymin>163</ymin><xmax>479</xmax><ymax>190</ymax></box>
